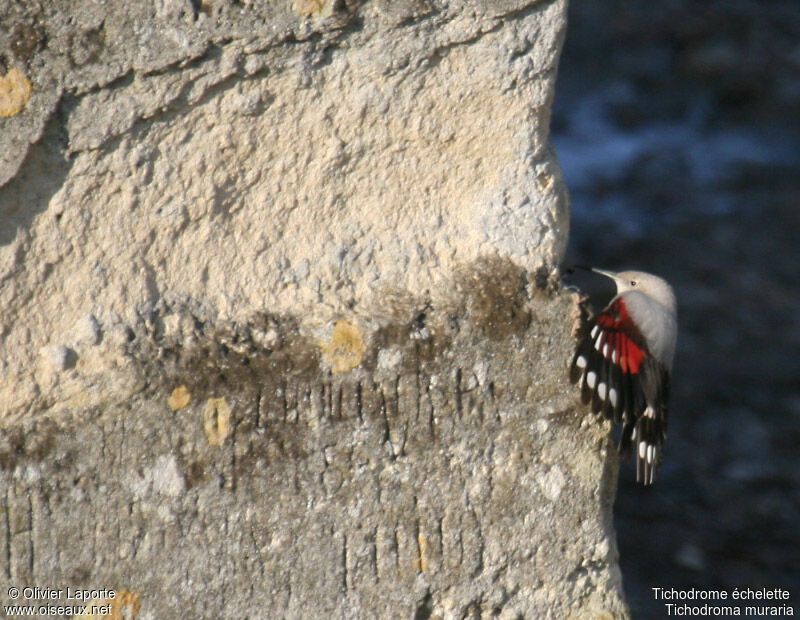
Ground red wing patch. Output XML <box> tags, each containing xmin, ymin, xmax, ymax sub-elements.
<box><xmin>570</xmin><ymin>296</ymin><xmax>670</xmax><ymax>485</ymax></box>
<box><xmin>594</xmin><ymin>298</ymin><xmax>646</xmax><ymax>374</ymax></box>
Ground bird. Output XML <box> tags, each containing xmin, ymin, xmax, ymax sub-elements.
<box><xmin>569</xmin><ymin>268</ymin><xmax>678</xmax><ymax>485</ymax></box>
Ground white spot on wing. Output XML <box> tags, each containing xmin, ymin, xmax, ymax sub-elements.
<box><xmin>576</xmin><ymin>355</ymin><xmax>587</xmax><ymax>369</ymax></box>
<box><xmin>597</xmin><ymin>382</ymin><xmax>607</xmax><ymax>400</ymax></box>
<box><xmin>587</xmin><ymin>371</ymin><xmax>596</xmax><ymax>389</ymax></box>
<box><xmin>647</xmin><ymin>445</ymin><xmax>656</xmax><ymax>464</ymax></box>
<box><xmin>612</xmin><ymin>348</ymin><xmax>618</xmax><ymax>364</ymax></box>
<box><xmin>591</xmin><ymin>325</ymin><xmax>599</xmax><ymax>339</ymax></box>
<box><xmin>644</xmin><ymin>406</ymin><xmax>655</xmax><ymax>419</ymax></box>
<box><xmin>638</xmin><ymin>441</ymin><xmax>647</xmax><ymax>459</ymax></box>
<box><xmin>609</xmin><ymin>388</ymin><xmax>618</xmax><ymax>407</ymax></box>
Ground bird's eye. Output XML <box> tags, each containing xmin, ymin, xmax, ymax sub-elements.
<box><xmin>630</xmin><ymin>280</ymin><xmax>637</xmax><ymax>286</ymax></box>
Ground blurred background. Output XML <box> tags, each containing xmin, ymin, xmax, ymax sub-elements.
<box><xmin>552</xmin><ymin>0</ymin><xmax>800</xmax><ymax>616</ymax></box>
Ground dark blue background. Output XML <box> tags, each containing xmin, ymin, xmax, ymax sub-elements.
<box><xmin>553</xmin><ymin>1</ymin><xmax>800</xmax><ymax>616</ymax></box>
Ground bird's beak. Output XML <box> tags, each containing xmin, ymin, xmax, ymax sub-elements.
<box><xmin>590</xmin><ymin>267</ymin><xmax>618</xmax><ymax>280</ymax></box>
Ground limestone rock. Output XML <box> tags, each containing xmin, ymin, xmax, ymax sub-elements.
<box><xmin>0</xmin><ymin>0</ymin><xmax>628</xmax><ymax>617</ymax></box>
<box><xmin>1</xmin><ymin>0</ymin><xmax>571</xmax><ymax>421</ymax></box>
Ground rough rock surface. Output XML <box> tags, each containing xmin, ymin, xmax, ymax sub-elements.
<box><xmin>0</xmin><ymin>0</ymin><xmax>628</xmax><ymax>617</ymax></box>
<box><xmin>0</xmin><ymin>0</ymin><xmax>569</xmax><ymax>421</ymax></box>
<box><xmin>0</xmin><ymin>275</ymin><xmax>627</xmax><ymax>618</ymax></box>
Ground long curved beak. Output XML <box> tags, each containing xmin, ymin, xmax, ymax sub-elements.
<box><xmin>590</xmin><ymin>267</ymin><xmax>618</xmax><ymax>280</ymax></box>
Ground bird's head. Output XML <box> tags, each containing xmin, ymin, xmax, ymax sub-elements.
<box><xmin>592</xmin><ymin>268</ymin><xmax>677</xmax><ymax>315</ymax></box>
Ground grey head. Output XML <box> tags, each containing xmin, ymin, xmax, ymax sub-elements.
<box><xmin>592</xmin><ymin>268</ymin><xmax>677</xmax><ymax>316</ymax></box>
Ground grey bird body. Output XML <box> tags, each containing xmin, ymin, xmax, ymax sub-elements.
<box><xmin>570</xmin><ymin>268</ymin><xmax>678</xmax><ymax>485</ymax></box>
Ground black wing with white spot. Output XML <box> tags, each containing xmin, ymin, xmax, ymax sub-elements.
<box><xmin>570</xmin><ymin>297</ymin><xmax>671</xmax><ymax>485</ymax></box>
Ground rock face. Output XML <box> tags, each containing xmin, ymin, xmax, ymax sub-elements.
<box><xmin>0</xmin><ymin>0</ymin><xmax>628</xmax><ymax>617</ymax></box>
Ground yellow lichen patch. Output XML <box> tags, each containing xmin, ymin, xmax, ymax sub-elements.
<box><xmin>73</xmin><ymin>590</ymin><xmax>141</xmax><ymax>619</ymax></box>
<box><xmin>536</xmin><ymin>171</ymin><xmax>555</xmax><ymax>193</ymax></box>
<box><xmin>168</xmin><ymin>385</ymin><xmax>191</xmax><ymax>410</ymax></box>
<box><xmin>203</xmin><ymin>397</ymin><xmax>232</xmax><ymax>446</ymax></box>
<box><xmin>293</xmin><ymin>0</ymin><xmax>327</xmax><ymax>17</ymax></box>
<box><xmin>416</xmin><ymin>533</ymin><xmax>430</xmax><ymax>573</ymax></box>
<box><xmin>319</xmin><ymin>321</ymin><xmax>366</xmax><ymax>374</ymax></box>
<box><xmin>110</xmin><ymin>591</ymin><xmax>141</xmax><ymax>619</ymax></box>
<box><xmin>0</xmin><ymin>67</ymin><xmax>32</xmax><ymax>117</ymax></box>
